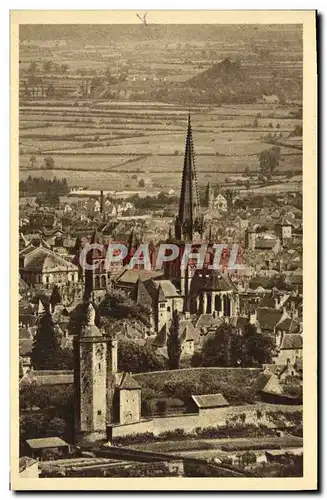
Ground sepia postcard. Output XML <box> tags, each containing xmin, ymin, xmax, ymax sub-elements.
<box><xmin>10</xmin><ymin>10</ymin><xmax>317</xmax><ymax>491</ymax></box>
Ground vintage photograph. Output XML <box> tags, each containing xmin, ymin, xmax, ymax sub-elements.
<box><xmin>11</xmin><ymin>10</ymin><xmax>317</xmax><ymax>490</ymax></box>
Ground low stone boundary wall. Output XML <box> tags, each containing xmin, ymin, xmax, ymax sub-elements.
<box><xmin>109</xmin><ymin>403</ymin><xmax>301</xmax><ymax>438</ymax></box>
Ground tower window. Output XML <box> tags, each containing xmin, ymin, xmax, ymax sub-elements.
<box><xmin>98</xmin><ymin>363</ymin><xmax>101</xmax><ymax>370</ymax></box>
<box><xmin>97</xmin><ymin>410</ymin><xmax>102</xmax><ymax>415</ymax></box>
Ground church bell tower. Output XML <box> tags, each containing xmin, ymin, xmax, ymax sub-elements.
<box><xmin>175</xmin><ymin>113</ymin><xmax>203</xmax><ymax>242</ymax></box>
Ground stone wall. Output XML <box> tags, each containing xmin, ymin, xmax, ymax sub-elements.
<box><xmin>109</xmin><ymin>403</ymin><xmax>301</xmax><ymax>438</ymax></box>
<box><xmin>110</xmin><ymin>419</ymin><xmax>154</xmax><ymax>438</ymax></box>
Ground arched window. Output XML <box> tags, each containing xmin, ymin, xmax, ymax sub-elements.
<box><xmin>215</xmin><ymin>294</ymin><xmax>221</xmax><ymax>312</ymax></box>
<box><xmin>206</xmin><ymin>294</ymin><xmax>212</xmax><ymax>314</ymax></box>
<box><xmin>94</xmin><ymin>275</ymin><xmax>100</xmax><ymax>289</ymax></box>
<box><xmin>101</xmin><ymin>275</ymin><xmax>107</xmax><ymax>289</ymax></box>
<box><xmin>224</xmin><ymin>294</ymin><xmax>231</xmax><ymax>317</ymax></box>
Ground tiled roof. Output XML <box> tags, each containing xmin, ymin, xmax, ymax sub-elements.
<box><xmin>195</xmin><ymin>314</ymin><xmax>222</xmax><ymax>328</ymax></box>
<box><xmin>179</xmin><ymin>320</ymin><xmax>201</xmax><ymax>343</ymax></box>
<box><xmin>114</xmin><ymin>268</ymin><xmax>163</xmax><ymax>285</ymax></box>
<box><xmin>19</xmin><ymin>339</ymin><xmax>33</xmax><ymax>356</ymax></box>
<box><xmin>190</xmin><ymin>270</ymin><xmax>237</xmax><ymax>294</ymax></box>
<box><xmin>256</xmin><ymin>373</ymin><xmax>273</xmax><ymax>391</ymax></box>
<box><xmin>23</xmin><ymin>247</ymin><xmax>77</xmax><ymax>272</ymax></box>
<box><xmin>153</xmin><ymin>280</ymin><xmax>180</xmax><ymax>298</ymax></box>
<box><xmin>119</xmin><ymin>372</ymin><xmax>142</xmax><ymax>390</ymax></box>
<box><xmin>26</xmin><ymin>437</ymin><xmax>69</xmax><ymax>450</ymax></box>
<box><xmin>257</xmin><ymin>307</ymin><xmax>284</xmax><ymax>331</ymax></box>
<box><xmin>133</xmin><ymin>279</ymin><xmax>153</xmax><ymax>306</ymax></box>
<box><xmin>280</xmin><ymin>334</ymin><xmax>303</xmax><ymax>350</ymax></box>
<box><xmin>192</xmin><ymin>393</ymin><xmax>229</xmax><ymax>409</ymax></box>
<box><xmin>277</xmin><ymin>317</ymin><xmax>300</xmax><ymax>333</ymax></box>
<box><xmin>255</xmin><ymin>238</ymin><xmax>279</xmax><ymax>249</ymax></box>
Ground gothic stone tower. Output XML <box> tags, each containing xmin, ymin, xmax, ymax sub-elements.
<box><xmin>175</xmin><ymin>113</ymin><xmax>203</xmax><ymax>242</ymax></box>
<box><xmin>73</xmin><ymin>302</ymin><xmax>117</xmax><ymax>442</ymax></box>
<box><xmin>165</xmin><ymin>114</ymin><xmax>206</xmax><ymax>309</ymax></box>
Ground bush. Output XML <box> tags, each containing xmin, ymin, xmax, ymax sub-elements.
<box><xmin>112</xmin><ymin>432</ymin><xmax>155</xmax><ymax>446</ymax></box>
<box><xmin>156</xmin><ymin>400</ymin><xmax>168</xmax><ymax>415</ymax></box>
<box><xmin>159</xmin><ymin>428</ymin><xmax>186</xmax><ymax>440</ymax></box>
<box><xmin>141</xmin><ymin>400</ymin><xmax>152</xmax><ymax>417</ymax></box>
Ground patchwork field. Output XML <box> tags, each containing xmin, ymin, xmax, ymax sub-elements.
<box><xmin>19</xmin><ymin>101</ymin><xmax>302</xmax><ymax>191</ymax></box>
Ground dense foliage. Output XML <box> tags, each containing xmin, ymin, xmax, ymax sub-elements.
<box><xmin>167</xmin><ymin>310</ymin><xmax>182</xmax><ymax>370</ymax></box>
<box><xmin>191</xmin><ymin>323</ymin><xmax>275</xmax><ymax>368</ymax></box>
<box><xmin>31</xmin><ymin>310</ymin><xmax>73</xmax><ymax>370</ymax></box>
<box><xmin>19</xmin><ymin>175</ymin><xmax>69</xmax><ymax>196</ymax></box>
<box><xmin>117</xmin><ymin>340</ymin><xmax>166</xmax><ymax>374</ymax></box>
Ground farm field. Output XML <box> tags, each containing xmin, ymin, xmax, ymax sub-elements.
<box><xmin>19</xmin><ymin>101</ymin><xmax>303</xmax><ymax>192</ymax></box>
<box><xmin>131</xmin><ymin>435</ymin><xmax>303</xmax><ymax>455</ymax></box>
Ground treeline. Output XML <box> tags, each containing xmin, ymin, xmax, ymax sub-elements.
<box><xmin>19</xmin><ymin>176</ymin><xmax>70</xmax><ymax>197</ymax></box>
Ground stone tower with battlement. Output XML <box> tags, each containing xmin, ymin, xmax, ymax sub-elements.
<box><xmin>73</xmin><ymin>302</ymin><xmax>118</xmax><ymax>441</ymax></box>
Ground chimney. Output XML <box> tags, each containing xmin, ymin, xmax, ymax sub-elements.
<box><xmin>274</xmin><ymin>297</ymin><xmax>279</xmax><ymax>309</ymax></box>
<box><xmin>249</xmin><ymin>310</ymin><xmax>257</xmax><ymax>325</ymax></box>
<box><xmin>100</xmin><ymin>190</ymin><xmax>104</xmax><ymax>214</ymax></box>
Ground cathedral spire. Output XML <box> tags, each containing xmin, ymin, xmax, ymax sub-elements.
<box><xmin>175</xmin><ymin>113</ymin><xmax>203</xmax><ymax>242</ymax></box>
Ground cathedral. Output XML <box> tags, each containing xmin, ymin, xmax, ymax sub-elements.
<box><xmin>164</xmin><ymin>113</ymin><xmax>239</xmax><ymax>318</ymax></box>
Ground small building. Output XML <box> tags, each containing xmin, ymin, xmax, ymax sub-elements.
<box><xmin>265</xmin><ymin>450</ymin><xmax>288</xmax><ymax>463</ymax></box>
<box><xmin>25</xmin><ymin>437</ymin><xmax>70</xmax><ymax>460</ymax></box>
<box><xmin>19</xmin><ymin>457</ymin><xmax>39</xmax><ymax>478</ymax></box>
<box><xmin>19</xmin><ymin>246</ymin><xmax>79</xmax><ymax>286</ymax></box>
<box><xmin>256</xmin><ymin>372</ymin><xmax>283</xmax><ymax>398</ymax></box>
<box><xmin>213</xmin><ymin>193</ymin><xmax>228</xmax><ymax>212</ymax></box>
<box><xmin>274</xmin><ymin>333</ymin><xmax>303</xmax><ymax>365</ymax></box>
<box><xmin>114</xmin><ymin>372</ymin><xmax>142</xmax><ymax>425</ymax></box>
<box><xmin>189</xmin><ymin>393</ymin><xmax>229</xmax><ymax>415</ymax></box>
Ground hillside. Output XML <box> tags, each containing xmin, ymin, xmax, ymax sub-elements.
<box><xmin>168</xmin><ymin>58</ymin><xmax>302</xmax><ymax>105</ymax></box>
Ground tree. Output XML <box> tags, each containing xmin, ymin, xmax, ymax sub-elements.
<box><xmin>50</xmin><ymin>285</ymin><xmax>62</xmax><ymax>313</ymax></box>
<box><xmin>31</xmin><ymin>309</ymin><xmax>63</xmax><ymax>370</ymax></box>
<box><xmin>192</xmin><ymin>323</ymin><xmax>235</xmax><ymax>367</ymax></box>
<box><xmin>43</xmin><ymin>60</ymin><xmax>53</xmax><ymax>73</ymax></box>
<box><xmin>241</xmin><ymin>323</ymin><xmax>275</xmax><ymax>366</ymax></box>
<box><xmin>29</xmin><ymin>155</ymin><xmax>37</xmax><ymax>168</ymax></box>
<box><xmin>192</xmin><ymin>322</ymin><xmax>274</xmax><ymax>368</ymax></box>
<box><xmin>156</xmin><ymin>400</ymin><xmax>168</xmax><ymax>415</ymax></box>
<box><xmin>98</xmin><ymin>289</ymin><xmax>150</xmax><ymax>327</ymax></box>
<box><xmin>60</xmin><ymin>64</ymin><xmax>69</xmax><ymax>74</ymax></box>
<box><xmin>117</xmin><ymin>340</ymin><xmax>165</xmax><ymax>373</ymax></box>
<box><xmin>141</xmin><ymin>401</ymin><xmax>152</xmax><ymax>417</ymax></box>
<box><xmin>258</xmin><ymin>147</ymin><xmax>281</xmax><ymax>177</ymax></box>
<box><xmin>46</xmin><ymin>417</ymin><xmax>66</xmax><ymax>437</ymax></box>
<box><xmin>27</xmin><ymin>61</ymin><xmax>37</xmax><ymax>74</ymax></box>
<box><xmin>241</xmin><ymin>451</ymin><xmax>257</xmax><ymax>467</ymax></box>
<box><xmin>44</xmin><ymin>156</ymin><xmax>55</xmax><ymax>169</ymax></box>
<box><xmin>290</xmin><ymin>124</ymin><xmax>302</xmax><ymax>137</ymax></box>
<box><xmin>167</xmin><ymin>310</ymin><xmax>182</xmax><ymax>370</ymax></box>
